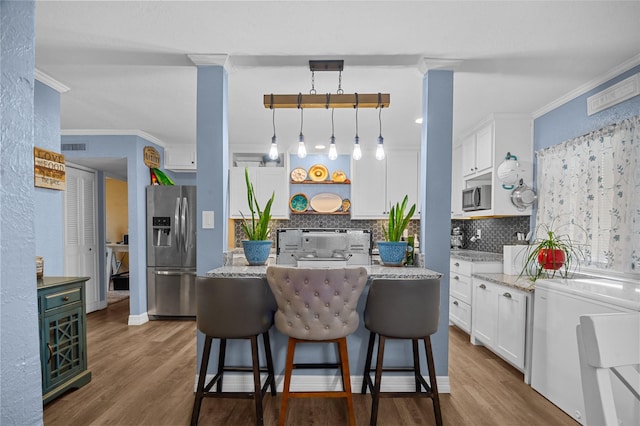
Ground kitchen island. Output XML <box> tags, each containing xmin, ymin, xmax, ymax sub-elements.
<box><xmin>202</xmin><ymin>264</ymin><xmax>445</xmax><ymax>392</ymax></box>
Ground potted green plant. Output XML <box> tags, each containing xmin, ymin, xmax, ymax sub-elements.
<box><xmin>519</xmin><ymin>221</ymin><xmax>583</xmax><ymax>281</ymax></box>
<box><xmin>239</xmin><ymin>167</ymin><xmax>275</xmax><ymax>265</ymax></box>
<box><xmin>378</xmin><ymin>195</ymin><xmax>416</xmax><ymax>266</ymax></box>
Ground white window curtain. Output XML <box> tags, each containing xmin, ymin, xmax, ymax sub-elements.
<box><xmin>535</xmin><ymin>115</ymin><xmax>639</xmax><ymax>274</ymax></box>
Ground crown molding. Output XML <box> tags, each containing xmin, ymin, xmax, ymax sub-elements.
<box><xmin>532</xmin><ymin>53</ymin><xmax>640</xmax><ymax>118</ymax></box>
<box><xmin>60</xmin><ymin>129</ymin><xmax>167</xmax><ymax>148</ymax></box>
<box><xmin>418</xmin><ymin>57</ymin><xmax>463</xmax><ymax>74</ymax></box>
<box><xmin>187</xmin><ymin>54</ymin><xmax>229</xmax><ymax>69</ymax></box>
<box><xmin>34</xmin><ymin>69</ymin><xmax>70</xmax><ymax>93</ymax></box>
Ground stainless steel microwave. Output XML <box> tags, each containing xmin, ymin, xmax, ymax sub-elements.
<box><xmin>462</xmin><ymin>185</ymin><xmax>492</xmax><ymax>211</ymax></box>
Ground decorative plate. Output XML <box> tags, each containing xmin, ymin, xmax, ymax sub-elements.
<box><xmin>332</xmin><ymin>170</ymin><xmax>347</xmax><ymax>182</ymax></box>
<box><xmin>308</xmin><ymin>164</ymin><xmax>329</xmax><ymax>181</ymax></box>
<box><xmin>289</xmin><ymin>193</ymin><xmax>309</xmax><ymax>212</ymax></box>
<box><xmin>310</xmin><ymin>193</ymin><xmax>342</xmax><ymax>213</ymax></box>
<box><xmin>290</xmin><ymin>167</ymin><xmax>307</xmax><ymax>182</ymax></box>
<box><xmin>341</xmin><ymin>198</ymin><xmax>351</xmax><ymax>212</ymax></box>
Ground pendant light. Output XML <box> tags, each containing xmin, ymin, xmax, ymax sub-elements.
<box><xmin>296</xmin><ymin>93</ymin><xmax>307</xmax><ymax>158</ymax></box>
<box><xmin>268</xmin><ymin>94</ymin><xmax>279</xmax><ymax>160</ymax></box>
<box><xmin>375</xmin><ymin>93</ymin><xmax>386</xmax><ymax>161</ymax></box>
<box><xmin>328</xmin><ymin>107</ymin><xmax>338</xmax><ymax>160</ymax></box>
<box><xmin>352</xmin><ymin>94</ymin><xmax>362</xmax><ymax>160</ymax></box>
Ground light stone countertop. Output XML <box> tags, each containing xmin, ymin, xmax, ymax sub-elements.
<box><xmin>450</xmin><ymin>249</ymin><xmax>503</xmax><ymax>263</ymax></box>
<box><xmin>472</xmin><ymin>273</ymin><xmax>536</xmax><ymax>292</ymax></box>
<box><xmin>207</xmin><ymin>264</ymin><xmax>443</xmax><ymax>280</ymax></box>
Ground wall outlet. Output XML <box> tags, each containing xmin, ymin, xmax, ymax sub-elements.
<box><xmin>477</xmin><ymin>229</ymin><xmax>482</xmax><ymax>239</ymax></box>
<box><xmin>202</xmin><ymin>210</ymin><xmax>214</xmax><ymax>229</ymax></box>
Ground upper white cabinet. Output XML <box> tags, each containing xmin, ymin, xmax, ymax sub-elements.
<box><xmin>228</xmin><ymin>164</ymin><xmax>289</xmax><ymax>220</ymax></box>
<box><xmin>351</xmin><ymin>150</ymin><xmax>420</xmax><ymax>219</ymax></box>
<box><xmin>164</xmin><ymin>145</ymin><xmax>196</xmax><ymax>172</ymax></box>
<box><xmin>462</xmin><ymin>123</ymin><xmax>493</xmax><ymax>178</ymax></box>
<box><xmin>457</xmin><ymin>114</ymin><xmax>533</xmax><ymax>217</ymax></box>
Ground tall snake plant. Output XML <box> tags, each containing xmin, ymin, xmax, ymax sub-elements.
<box><xmin>382</xmin><ymin>195</ymin><xmax>416</xmax><ymax>242</ymax></box>
<box><xmin>239</xmin><ymin>167</ymin><xmax>274</xmax><ymax>240</ymax></box>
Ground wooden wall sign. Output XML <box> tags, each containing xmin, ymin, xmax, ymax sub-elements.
<box><xmin>143</xmin><ymin>146</ymin><xmax>160</xmax><ymax>169</ymax></box>
<box><xmin>34</xmin><ymin>147</ymin><xmax>66</xmax><ymax>190</ymax></box>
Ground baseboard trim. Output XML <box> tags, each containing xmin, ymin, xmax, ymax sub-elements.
<box><xmin>128</xmin><ymin>312</ymin><xmax>149</xmax><ymax>326</ymax></box>
<box><xmin>193</xmin><ymin>373</ymin><xmax>450</xmax><ymax>394</ymax></box>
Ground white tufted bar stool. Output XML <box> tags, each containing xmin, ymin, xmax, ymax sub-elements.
<box><xmin>361</xmin><ymin>278</ymin><xmax>442</xmax><ymax>426</ymax></box>
<box><xmin>191</xmin><ymin>277</ymin><xmax>277</xmax><ymax>426</ymax></box>
<box><xmin>266</xmin><ymin>266</ymin><xmax>368</xmax><ymax>426</ymax></box>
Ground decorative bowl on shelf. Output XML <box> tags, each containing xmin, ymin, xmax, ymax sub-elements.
<box><xmin>289</xmin><ymin>193</ymin><xmax>309</xmax><ymax>212</ymax></box>
<box><xmin>332</xmin><ymin>170</ymin><xmax>347</xmax><ymax>182</ymax></box>
<box><xmin>308</xmin><ymin>164</ymin><xmax>329</xmax><ymax>181</ymax></box>
<box><xmin>310</xmin><ymin>193</ymin><xmax>342</xmax><ymax>213</ymax></box>
<box><xmin>290</xmin><ymin>167</ymin><xmax>307</xmax><ymax>182</ymax></box>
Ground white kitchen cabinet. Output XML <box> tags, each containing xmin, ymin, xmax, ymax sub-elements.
<box><xmin>531</xmin><ymin>278</ymin><xmax>639</xmax><ymax>425</ymax></box>
<box><xmin>450</xmin><ymin>144</ymin><xmax>463</xmax><ymax>218</ymax></box>
<box><xmin>164</xmin><ymin>145</ymin><xmax>196</xmax><ymax>171</ymax></box>
<box><xmin>458</xmin><ymin>114</ymin><xmax>533</xmax><ymax>217</ymax></box>
<box><xmin>351</xmin><ymin>150</ymin><xmax>420</xmax><ymax>219</ymax></box>
<box><xmin>448</xmin><ymin>257</ymin><xmax>502</xmax><ymax>335</ymax></box>
<box><xmin>228</xmin><ymin>167</ymin><xmax>289</xmax><ymax>219</ymax></box>
<box><xmin>471</xmin><ymin>277</ymin><xmax>529</xmax><ymax>372</ymax></box>
<box><xmin>462</xmin><ymin>124</ymin><xmax>493</xmax><ymax>178</ymax></box>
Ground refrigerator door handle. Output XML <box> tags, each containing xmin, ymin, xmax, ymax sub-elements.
<box><xmin>154</xmin><ymin>270</ymin><xmax>197</xmax><ymax>276</ymax></box>
<box><xmin>174</xmin><ymin>197</ymin><xmax>181</xmax><ymax>250</ymax></box>
<box><xmin>181</xmin><ymin>196</ymin><xmax>188</xmax><ymax>252</ymax></box>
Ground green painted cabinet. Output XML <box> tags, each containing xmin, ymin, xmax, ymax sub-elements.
<box><xmin>37</xmin><ymin>277</ymin><xmax>91</xmax><ymax>404</ymax></box>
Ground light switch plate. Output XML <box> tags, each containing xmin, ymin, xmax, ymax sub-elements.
<box><xmin>202</xmin><ymin>211</ymin><xmax>214</xmax><ymax>229</ymax></box>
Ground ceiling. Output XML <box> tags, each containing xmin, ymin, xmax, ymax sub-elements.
<box><xmin>35</xmin><ymin>1</ymin><xmax>640</xmax><ymax>179</ymax></box>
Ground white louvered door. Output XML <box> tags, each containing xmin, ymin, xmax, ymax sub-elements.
<box><xmin>64</xmin><ymin>164</ymin><xmax>100</xmax><ymax>313</ymax></box>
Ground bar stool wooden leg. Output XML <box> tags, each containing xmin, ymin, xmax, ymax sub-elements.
<box><xmin>216</xmin><ymin>339</ymin><xmax>227</xmax><ymax>392</ymax></box>
<box><xmin>424</xmin><ymin>336</ymin><xmax>443</xmax><ymax>426</ymax></box>
<box><xmin>361</xmin><ymin>331</ymin><xmax>376</xmax><ymax>394</ymax></box>
<box><xmin>412</xmin><ymin>338</ymin><xmax>422</xmax><ymax>392</ymax></box>
<box><xmin>279</xmin><ymin>337</ymin><xmax>297</xmax><ymax>426</ymax></box>
<box><xmin>262</xmin><ymin>331</ymin><xmax>276</xmax><ymax>396</ymax></box>
<box><xmin>370</xmin><ymin>334</ymin><xmax>386</xmax><ymax>426</ymax></box>
<box><xmin>250</xmin><ymin>335</ymin><xmax>264</xmax><ymax>426</ymax></box>
<box><xmin>337</xmin><ymin>337</ymin><xmax>356</xmax><ymax>426</ymax></box>
<box><xmin>191</xmin><ymin>336</ymin><xmax>212</xmax><ymax>426</ymax></box>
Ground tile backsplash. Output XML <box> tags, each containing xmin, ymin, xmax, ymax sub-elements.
<box><xmin>233</xmin><ymin>216</ymin><xmax>420</xmax><ymax>248</ymax></box>
<box><xmin>234</xmin><ymin>216</ymin><xmax>530</xmax><ymax>254</ymax></box>
<box><xmin>451</xmin><ymin>216</ymin><xmax>531</xmax><ymax>253</ymax></box>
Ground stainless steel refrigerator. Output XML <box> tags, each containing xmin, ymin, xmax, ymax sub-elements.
<box><xmin>146</xmin><ymin>185</ymin><xmax>196</xmax><ymax>318</ymax></box>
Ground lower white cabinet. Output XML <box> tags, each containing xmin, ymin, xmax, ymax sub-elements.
<box><xmin>448</xmin><ymin>257</ymin><xmax>502</xmax><ymax>334</ymax></box>
<box><xmin>471</xmin><ymin>278</ymin><xmax>529</xmax><ymax>372</ymax></box>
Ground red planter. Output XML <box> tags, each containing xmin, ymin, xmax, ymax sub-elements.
<box><xmin>537</xmin><ymin>248</ymin><xmax>566</xmax><ymax>270</ymax></box>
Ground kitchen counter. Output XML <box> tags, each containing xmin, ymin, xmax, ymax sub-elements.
<box><xmin>450</xmin><ymin>249</ymin><xmax>503</xmax><ymax>263</ymax></box>
<box><xmin>37</xmin><ymin>276</ymin><xmax>90</xmax><ymax>289</ymax></box>
<box><xmin>207</xmin><ymin>264</ymin><xmax>443</xmax><ymax>280</ymax></box>
<box><xmin>472</xmin><ymin>273</ymin><xmax>535</xmax><ymax>292</ymax></box>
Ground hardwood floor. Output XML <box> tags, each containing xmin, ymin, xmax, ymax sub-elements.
<box><xmin>44</xmin><ymin>300</ymin><xmax>577</xmax><ymax>425</ymax></box>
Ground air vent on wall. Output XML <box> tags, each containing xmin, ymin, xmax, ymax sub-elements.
<box><xmin>61</xmin><ymin>143</ymin><xmax>86</xmax><ymax>151</ymax></box>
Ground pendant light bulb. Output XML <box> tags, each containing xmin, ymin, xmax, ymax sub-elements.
<box><xmin>375</xmin><ymin>135</ymin><xmax>385</xmax><ymax>161</ymax></box>
<box><xmin>328</xmin><ymin>136</ymin><xmax>338</xmax><ymax>160</ymax></box>
<box><xmin>352</xmin><ymin>136</ymin><xmax>362</xmax><ymax>160</ymax></box>
<box><xmin>297</xmin><ymin>133</ymin><xmax>307</xmax><ymax>158</ymax></box>
<box><xmin>269</xmin><ymin>135</ymin><xmax>279</xmax><ymax>160</ymax></box>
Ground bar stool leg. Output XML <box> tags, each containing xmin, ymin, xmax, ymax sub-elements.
<box><xmin>337</xmin><ymin>337</ymin><xmax>356</xmax><ymax>426</ymax></box>
<box><xmin>262</xmin><ymin>331</ymin><xmax>276</xmax><ymax>396</ymax></box>
<box><xmin>191</xmin><ymin>336</ymin><xmax>212</xmax><ymax>426</ymax></box>
<box><xmin>279</xmin><ymin>337</ymin><xmax>297</xmax><ymax>426</ymax></box>
<box><xmin>216</xmin><ymin>339</ymin><xmax>227</xmax><ymax>392</ymax></box>
<box><xmin>361</xmin><ymin>331</ymin><xmax>376</xmax><ymax>394</ymax></box>
<box><xmin>370</xmin><ymin>334</ymin><xmax>386</xmax><ymax>426</ymax></box>
<box><xmin>250</xmin><ymin>335</ymin><xmax>264</xmax><ymax>426</ymax></box>
<box><xmin>424</xmin><ymin>337</ymin><xmax>443</xmax><ymax>426</ymax></box>
<box><xmin>412</xmin><ymin>338</ymin><xmax>422</xmax><ymax>392</ymax></box>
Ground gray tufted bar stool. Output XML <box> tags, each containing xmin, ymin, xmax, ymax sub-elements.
<box><xmin>266</xmin><ymin>265</ymin><xmax>368</xmax><ymax>426</ymax></box>
<box><xmin>361</xmin><ymin>278</ymin><xmax>443</xmax><ymax>426</ymax></box>
<box><xmin>190</xmin><ymin>276</ymin><xmax>277</xmax><ymax>426</ymax></box>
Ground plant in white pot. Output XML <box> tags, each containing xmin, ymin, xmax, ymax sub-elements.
<box><xmin>239</xmin><ymin>167</ymin><xmax>275</xmax><ymax>265</ymax></box>
<box><xmin>378</xmin><ymin>195</ymin><xmax>416</xmax><ymax>266</ymax></box>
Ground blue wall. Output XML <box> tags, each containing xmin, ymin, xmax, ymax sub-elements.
<box><xmin>0</xmin><ymin>0</ymin><xmax>43</xmax><ymax>424</ymax></box>
<box><xmin>534</xmin><ymin>65</ymin><xmax>640</xmax><ymax>151</ymax></box>
<box><xmin>34</xmin><ymin>81</ymin><xmax>65</xmax><ymax>275</ymax></box>
<box><xmin>62</xmin><ymin>135</ymin><xmax>165</xmax><ymax>320</ymax></box>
